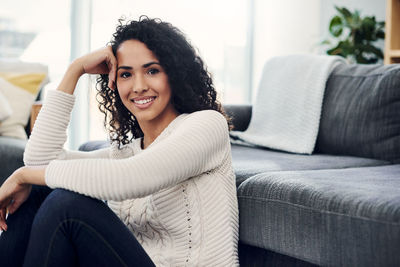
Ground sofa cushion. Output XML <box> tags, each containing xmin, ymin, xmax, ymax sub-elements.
<box><xmin>0</xmin><ymin>91</ymin><xmax>12</xmax><ymax>122</ymax></box>
<box><xmin>0</xmin><ymin>59</ymin><xmax>48</xmax><ymax>139</ymax></box>
<box><xmin>316</xmin><ymin>64</ymin><xmax>400</xmax><ymax>163</ymax></box>
<box><xmin>231</xmin><ymin>144</ymin><xmax>389</xmax><ymax>186</ymax></box>
<box><xmin>0</xmin><ymin>136</ymin><xmax>26</xmax><ymax>184</ymax></box>
<box><xmin>237</xmin><ymin>165</ymin><xmax>400</xmax><ymax>267</ymax></box>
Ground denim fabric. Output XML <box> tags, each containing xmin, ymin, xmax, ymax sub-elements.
<box><xmin>22</xmin><ymin>189</ymin><xmax>155</xmax><ymax>267</ymax></box>
<box><xmin>0</xmin><ymin>136</ymin><xmax>26</xmax><ymax>182</ymax></box>
<box><xmin>231</xmin><ymin>144</ymin><xmax>389</xmax><ymax>186</ymax></box>
<box><xmin>0</xmin><ymin>185</ymin><xmax>52</xmax><ymax>267</ymax></box>
<box><xmin>237</xmin><ymin>165</ymin><xmax>400</xmax><ymax>267</ymax></box>
<box><xmin>316</xmin><ymin>64</ymin><xmax>400</xmax><ymax>163</ymax></box>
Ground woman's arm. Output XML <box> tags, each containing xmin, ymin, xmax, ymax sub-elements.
<box><xmin>58</xmin><ymin>45</ymin><xmax>117</xmax><ymax>95</ymax></box>
<box><xmin>24</xmin><ymin>47</ymin><xmax>117</xmax><ymax>166</ymax></box>
<box><xmin>0</xmin><ymin>47</ymin><xmax>118</xmax><ymax>231</ymax></box>
<box><xmin>44</xmin><ymin>110</ymin><xmax>230</xmax><ymax>201</ymax></box>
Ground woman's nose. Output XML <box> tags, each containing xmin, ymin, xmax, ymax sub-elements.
<box><xmin>132</xmin><ymin>75</ymin><xmax>148</xmax><ymax>93</ymax></box>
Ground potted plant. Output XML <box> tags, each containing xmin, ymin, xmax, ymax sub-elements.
<box><xmin>323</xmin><ymin>6</ymin><xmax>385</xmax><ymax>64</ymax></box>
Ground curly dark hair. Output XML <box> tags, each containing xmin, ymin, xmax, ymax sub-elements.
<box><xmin>96</xmin><ymin>16</ymin><xmax>231</xmax><ymax>147</ymax></box>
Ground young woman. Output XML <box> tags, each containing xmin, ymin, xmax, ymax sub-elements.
<box><xmin>0</xmin><ymin>17</ymin><xmax>239</xmax><ymax>266</ymax></box>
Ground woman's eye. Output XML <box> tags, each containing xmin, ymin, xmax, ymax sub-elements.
<box><xmin>148</xmin><ymin>68</ymin><xmax>160</xmax><ymax>75</ymax></box>
<box><xmin>120</xmin><ymin>72</ymin><xmax>131</xmax><ymax>78</ymax></box>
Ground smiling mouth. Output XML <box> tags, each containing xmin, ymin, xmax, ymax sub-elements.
<box><xmin>130</xmin><ymin>96</ymin><xmax>157</xmax><ymax>107</ymax></box>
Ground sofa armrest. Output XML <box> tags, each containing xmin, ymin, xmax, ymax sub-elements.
<box><xmin>30</xmin><ymin>101</ymin><xmax>42</xmax><ymax>133</ymax></box>
<box><xmin>223</xmin><ymin>104</ymin><xmax>252</xmax><ymax>132</ymax></box>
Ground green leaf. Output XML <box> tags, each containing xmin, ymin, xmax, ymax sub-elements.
<box><xmin>327</xmin><ymin>46</ymin><xmax>343</xmax><ymax>56</ymax></box>
<box><xmin>362</xmin><ymin>44</ymin><xmax>384</xmax><ymax>58</ymax></box>
<box><xmin>355</xmin><ymin>53</ymin><xmax>369</xmax><ymax>64</ymax></box>
<box><xmin>350</xmin><ymin>10</ymin><xmax>362</xmax><ymax>28</ymax></box>
<box><xmin>377</xmin><ymin>21</ymin><xmax>385</xmax><ymax>28</ymax></box>
<box><xmin>376</xmin><ymin>29</ymin><xmax>385</xmax><ymax>39</ymax></box>
<box><xmin>321</xmin><ymin>39</ymin><xmax>331</xmax><ymax>45</ymax></box>
<box><xmin>361</xmin><ymin>17</ymin><xmax>376</xmax><ymax>40</ymax></box>
<box><xmin>335</xmin><ymin>6</ymin><xmax>352</xmax><ymax>19</ymax></box>
<box><xmin>329</xmin><ymin>16</ymin><xmax>343</xmax><ymax>37</ymax></box>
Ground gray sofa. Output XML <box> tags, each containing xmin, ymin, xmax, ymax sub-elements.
<box><xmin>228</xmin><ymin>63</ymin><xmax>400</xmax><ymax>267</ymax></box>
<box><xmin>81</xmin><ymin>62</ymin><xmax>400</xmax><ymax>266</ymax></box>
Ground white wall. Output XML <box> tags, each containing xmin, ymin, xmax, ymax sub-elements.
<box><xmin>252</xmin><ymin>0</ymin><xmax>321</xmax><ymax>99</ymax></box>
<box><xmin>251</xmin><ymin>0</ymin><xmax>387</xmax><ymax>101</ymax></box>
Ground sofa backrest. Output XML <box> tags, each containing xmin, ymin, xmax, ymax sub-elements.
<box><xmin>224</xmin><ymin>104</ymin><xmax>252</xmax><ymax>132</ymax></box>
<box><xmin>315</xmin><ymin>63</ymin><xmax>400</xmax><ymax>163</ymax></box>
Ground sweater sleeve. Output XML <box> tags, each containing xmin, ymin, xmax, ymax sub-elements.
<box><xmin>45</xmin><ymin>110</ymin><xmax>230</xmax><ymax>201</ymax></box>
<box><xmin>23</xmin><ymin>90</ymin><xmax>110</xmax><ymax>167</ymax></box>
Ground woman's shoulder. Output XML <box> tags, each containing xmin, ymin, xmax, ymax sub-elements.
<box><xmin>175</xmin><ymin>110</ymin><xmax>229</xmax><ymax>138</ymax></box>
<box><xmin>183</xmin><ymin>109</ymin><xmax>227</xmax><ymax>125</ymax></box>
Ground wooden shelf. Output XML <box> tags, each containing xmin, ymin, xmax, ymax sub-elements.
<box><xmin>389</xmin><ymin>49</ymin><xmax>400</xmax><ymax>56</ymax></box>
<box><xmin>385</xmin><ymin>0</ymin><xmax>400</xmax><ymax>64</ymax></box>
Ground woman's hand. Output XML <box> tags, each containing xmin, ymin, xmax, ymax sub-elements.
<box><xmin>57</xmin><ymin>46</ymin><xmax>118</xmax><ymax>95</ymax></box>
<box><xmin>77</xmin><ymin>46</ymin><xmax>117</xmax><ymax>89</ymax></box>
<box><xmin>0</xmin><ymin>169</ymin><xmax>32</xmax><ymax>231</ymax></box>
<box><xmin>0</xmin><ymin>166</ymin><xmax>45</xmax><ymax>231</ymax></box>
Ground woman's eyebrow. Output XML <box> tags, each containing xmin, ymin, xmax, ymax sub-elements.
<box><xmin>117</xmin><ymin>66</ymin><xmax>132</xmax><ymax>71</ymax></box>
<box><xmin>117</xmin><ymin>62</ymin><xmax>160</xmax><ymax>71</ymax></box>
<box><xmin>142</xmin><ymin>62</ymin><xmax>160</xmax><ymax>68</ymax></box>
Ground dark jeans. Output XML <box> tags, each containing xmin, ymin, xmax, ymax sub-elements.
<box><xmin>0</xmin><ymin>187</ymin><xmax>155</xmax><ymax>267</ymax></box>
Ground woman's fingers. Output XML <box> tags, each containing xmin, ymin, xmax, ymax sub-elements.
<box><xmin>8</xmin><ymin>197</ymin><xmax>23</xmax><ymax>215</ymax></box>
<box><xmin>0</xmin><ymin>207</ymin><xmax>7</xmax><ymax>231</ymax></box>
<box><xmin>106</xmin><ymin>46</ymin><xmax>117</xmax><ymax>90</ymax></box>
<box><xmin>78</xmin><ymin>46</ymin><xmax>118</xmax><ymax>89</ymax></box>
<box><xmin>0</xmin><ymin>198</ymin><xmax>11</xmax><ymax>232</ymax></box>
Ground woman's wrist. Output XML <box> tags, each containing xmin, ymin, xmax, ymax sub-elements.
<box><xmin>56</xmin><ymin>59</ymin><xmax>85</xmax><ymax>95</ymax></box>
<box><xmin>17</xmin><ymin>166</ymin><xmax>47</xmax><ymax>186</ymax></box>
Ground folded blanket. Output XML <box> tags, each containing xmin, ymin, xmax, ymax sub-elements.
<box><xmin>230</xmin><ymin>54</ymin><xmax>345</xmax><ymax>154</ymax></box>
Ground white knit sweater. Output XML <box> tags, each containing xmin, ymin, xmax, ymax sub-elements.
<box><xmin>23</xmin><ymin>90</ymin><xmax>239</xmax><ymax>266</ymax></box>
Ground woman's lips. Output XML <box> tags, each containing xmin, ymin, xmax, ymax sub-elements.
<box><xmin>131</xmin><ymin>96</ymin><xmax>156</xmax><ymax>109</ymax></box>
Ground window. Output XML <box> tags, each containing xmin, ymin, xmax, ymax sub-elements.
<box><xmin>0</xmin><ymin>0</ymin><xmax>71</xmax><ymax>92</ymax></box>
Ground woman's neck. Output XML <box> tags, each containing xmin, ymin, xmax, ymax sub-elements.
<box><xmin>139</xmin><ymin>112</ymin><xmax>179</xmax><ymax>149</ymax></box>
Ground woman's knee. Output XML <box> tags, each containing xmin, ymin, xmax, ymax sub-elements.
<box><xmin>32</xmin><ymin>189</ymin><xmax>98</xmax><ymax>229</ymax></box>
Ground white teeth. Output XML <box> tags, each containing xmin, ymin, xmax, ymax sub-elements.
<box><xmin>134</xmin><ymin>98</ymin><xmax>154</xmax><ymax>104</ymax></box>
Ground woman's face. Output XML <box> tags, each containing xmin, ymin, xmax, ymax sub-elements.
<box><xmin>116</xmin><ymin>39</ymin><xmax>178</xmax><ymax>128</ymax></box>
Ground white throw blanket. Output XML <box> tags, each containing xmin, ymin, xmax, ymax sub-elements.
<box><xmin>230</xmin><ymin>54</ymin><xmax>345</xmax><ymax>154</ymax></box>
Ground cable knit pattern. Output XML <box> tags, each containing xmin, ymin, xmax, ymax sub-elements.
<box><xmin>24</xmin><ymin>89</ymin><xmax>239</xmax><ymax>266</ymax></box>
